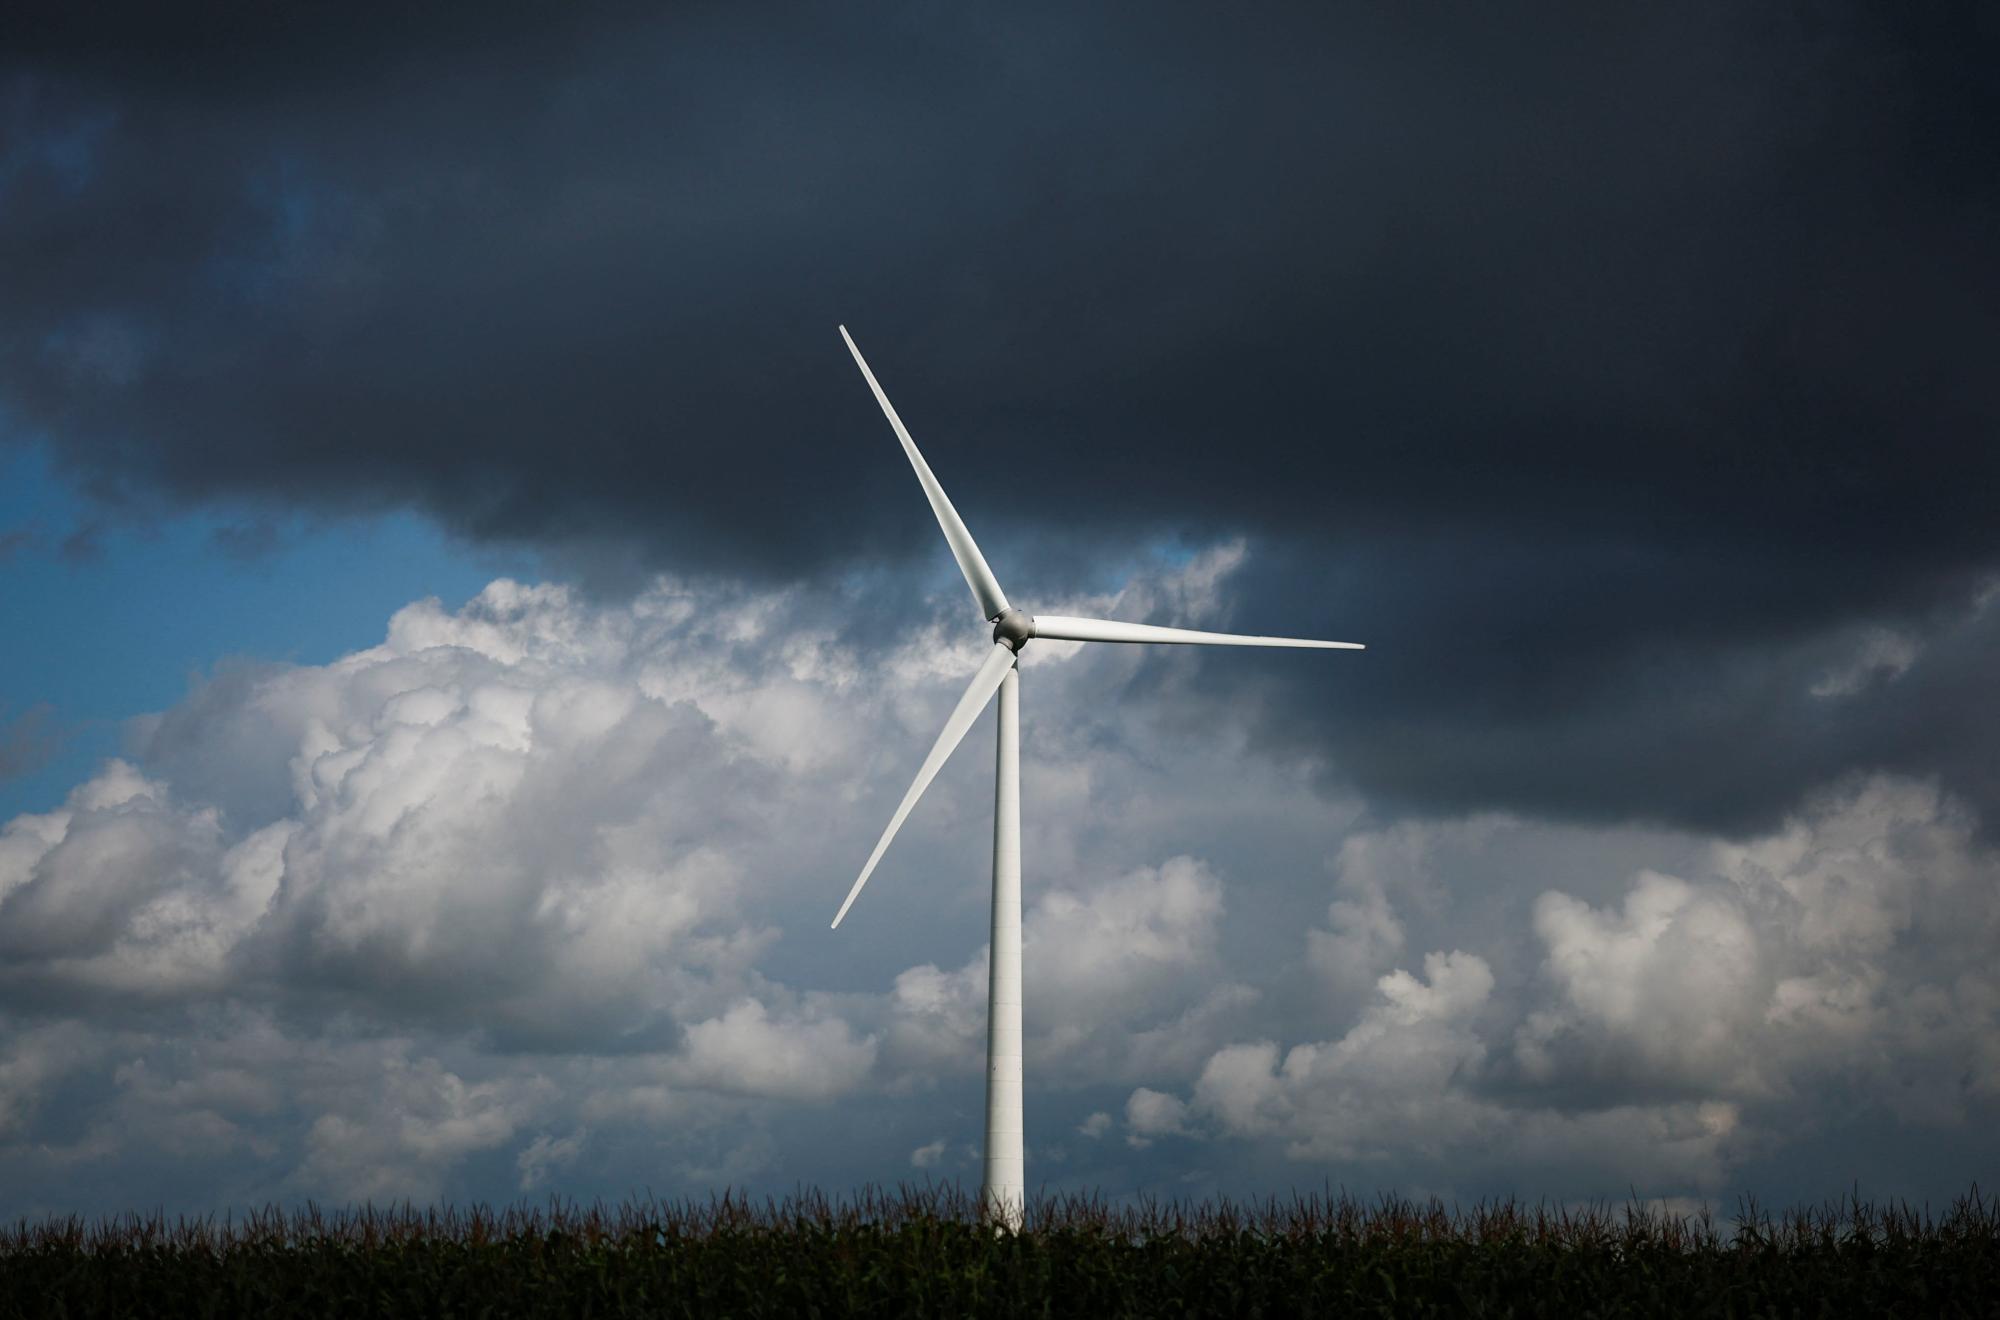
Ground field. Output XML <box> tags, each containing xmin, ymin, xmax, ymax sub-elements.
<box><xmin>2</xmin><ymin>1185</ymin><xmax>1994</xmax><ymax>1316</ymax></box>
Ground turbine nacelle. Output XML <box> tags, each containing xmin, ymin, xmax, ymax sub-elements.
<box><xmin>991</xmin><ymin>607</ymin><xmax>1035</xmax><ymax>652</ymax></box>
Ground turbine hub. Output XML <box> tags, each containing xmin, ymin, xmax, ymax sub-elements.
<box><xmin>992</xmin><ymin>608</ymin><xmax>1035</xmax><ymax>652</ymax></box>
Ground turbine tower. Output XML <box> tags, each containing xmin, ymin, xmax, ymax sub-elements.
<box><xmin>830</xmin><ymin>327</ymin><xmax>1362</xmax><ymax>1230</ymax></box>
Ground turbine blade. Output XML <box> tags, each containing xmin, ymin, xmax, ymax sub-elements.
<box><xmin>832</xmin><ymin>642</ymin><xmax>1018</xmax><ymax>929</ymax></box>
<box><xmin>1030</xmin><ymin>615</ymin><xmax>1365</xmax><ymax>650</ymax></box>
<box><xmin>839</xmin><ymin>326</ymin><xmax>1011</xmax><ymax>621</ymax></box>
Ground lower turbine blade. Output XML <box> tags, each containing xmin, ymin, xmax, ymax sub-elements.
<box><xmin>832</xmin><ymin>641</ymin><xmax>1018</xmax><ymax>929</ymax></box>
<box><xmin>1030</xmin><ymin>615</ymin><xmax>1364</xmax><ymax>650</ymax></box>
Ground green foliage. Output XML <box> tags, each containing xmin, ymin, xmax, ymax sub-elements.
<box><xmin>0</xmin><ymin>1185</ymin><xmax>1993</xmax><ymax>1317</ymax></box>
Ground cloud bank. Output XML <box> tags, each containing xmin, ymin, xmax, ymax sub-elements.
<box><xmin>5</xmin><ymin>4</ymin><xmax>1998</xmax><ymax>838</ymax></box>
<box><xmin>1</xmin><ymin>550</ymin><xmax>1993</xmax><ymax>1213</ymax></box>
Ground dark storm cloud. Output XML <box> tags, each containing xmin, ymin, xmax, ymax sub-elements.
<box><xmin>3</xmin><ymin>3</ymin><xmax>1996</xmax><ymax>831</ymax></box>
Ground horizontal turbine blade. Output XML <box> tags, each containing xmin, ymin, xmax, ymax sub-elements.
<box><xmin>839</xmin><ymin>326</ymin><xmax>1011</xmax><ymax>622</ymax></box>
<box><xmin>1031</xmin><ymin>615</ymin><xmax>1365</xmax><ymax>650</ymax></box>
<box><xmin>832</xmin><ymin>642</ymin><xmax>1018</xmax><ymax>929</ymax></box>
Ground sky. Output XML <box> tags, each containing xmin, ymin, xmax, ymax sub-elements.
<box><xmin>1</xmin><ymin>3</ymin><xmax>1996</xmax><ymax>1218</ymax></box>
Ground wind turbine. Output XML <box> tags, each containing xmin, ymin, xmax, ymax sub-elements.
<box><xmin>830</xmin><ymin>326</ymin><xmax>1363</xmax><ymax>1230</ymax></box>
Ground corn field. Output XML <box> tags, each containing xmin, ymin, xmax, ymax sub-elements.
<box><xmin>1</xmin><ymin>1184</ymin><xmax>1993</xmax><ymax>1316</ymax></box>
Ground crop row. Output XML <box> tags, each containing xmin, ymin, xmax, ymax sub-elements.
<box><xmin>1</xmin><ymin>1185</ymin><xmax>1992</xmax><ymax>1316</ymax></box>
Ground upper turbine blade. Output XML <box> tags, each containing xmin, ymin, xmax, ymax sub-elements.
<box><xmin>839</xmin><ymin>326</ymin><xmax>1010</xmax><ymax>622</ymax></box>
<box><xmin>1030</xmin><ymin>615</ymin><xmax>1365</xmax><ymax>650</ymax></box>
<box><xmin>832</xmin><ymin>641</ymin><xmax>1018</xmax><ymax>929</ymax></box>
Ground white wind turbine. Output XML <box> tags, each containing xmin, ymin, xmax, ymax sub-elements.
<box><xmin>830</xmin><ymin>326</ymin><xmax>1363</xmax><ymax>1230</ymax></box>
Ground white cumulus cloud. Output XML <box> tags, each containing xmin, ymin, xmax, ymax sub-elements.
<box><xmin>0</xmin><ymin>551</ymin><xmax>1994</xmax><ymax>1213</ymax></box>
